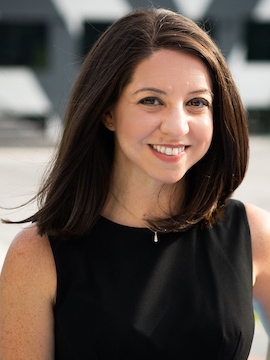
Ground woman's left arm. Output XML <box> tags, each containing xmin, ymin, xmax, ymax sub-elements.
<box><xmin>246</xmin><ymin>204</ymin><xmax>270</xmax><ymax>350</ymax></box>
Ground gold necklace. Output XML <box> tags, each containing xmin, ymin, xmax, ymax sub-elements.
<box><xmin>110</xmin><ymin>191</ymin><xmax>159</xmax><ymax>243</ymax></box>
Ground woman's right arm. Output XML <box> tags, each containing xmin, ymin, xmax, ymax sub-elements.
<box><xmin>0</xmin><ymin>225</ymin><xmax>56</xmax><ymax>360</ymax></box>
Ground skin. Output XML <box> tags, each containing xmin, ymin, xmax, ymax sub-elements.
<box><xmin>0</xmin><ymin>226</ymin><xmax>56</xmax><ymax>359</ymax></box>
<box><xmin>0</xmin><ymin>49</ymin><xmax>270</xmax><ymax>359</ymax></box>
<box><xmin>103</xmin><ymin>50</ymin><xmax>213</xmax><ymax>224</ymax></box>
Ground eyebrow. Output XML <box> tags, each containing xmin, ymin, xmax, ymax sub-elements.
<box><xmin>189</xmin><ymin>89</ymin><xmax>214</xmax><ymax>99</ymax></box>
<box><xmin>132</xmin><ymin>87</ymin><xmax>214</xmax><ymax>98</ymax></box>
<box><xmin>132</xmin><ymin>87</ymin><xmax>167</xmax><ymax>95</ymax></box>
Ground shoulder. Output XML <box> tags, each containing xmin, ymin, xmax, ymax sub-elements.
<box><xmin>245</xmin><ymin>203</ymin><xmax>270</xmax><ymax>266</ymax></box>
<box><xmin>244</xmin><ymin>203</ymin><xmax>270</xmax><ymax>288</ymax></box>
<box><xmin>0</xmin><ymin>224</ymin><xmax>56</xmax><ymax>302</ymax></box>
<box><xmin>0</xmin><ymin>225</ymin><xmax>56</xmax><ymax>358</ymax></box>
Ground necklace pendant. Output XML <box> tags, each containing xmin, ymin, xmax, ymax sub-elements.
<box><xmin>154</xmin><ymin>231</ymin><xmax>158</xmax><ymax>243</ymax></box>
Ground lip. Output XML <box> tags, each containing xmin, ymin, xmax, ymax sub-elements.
<box><xmin>149</xmin><ymin>144</ymin><xmax>187</xmax><ymax>162</ymax></box>
<box><xmin>151</xmin><ymin>144</ymin><xmax>186</xmax><ymax>155</ymax></box>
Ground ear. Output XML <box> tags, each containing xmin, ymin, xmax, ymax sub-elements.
<box><xmin>103</xmin><ymin>109</ymin><xmax>115</xmax><ymax>131</ymax></box>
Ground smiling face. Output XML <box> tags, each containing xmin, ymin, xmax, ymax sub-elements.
<box><xmin>104</xmin><ymin>49</ymin><xmax>213</xmax><ymax>188</ymax></box>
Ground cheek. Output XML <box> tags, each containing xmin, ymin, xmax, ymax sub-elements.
<box><xmin>205</xmin><ymin>122</ymin><xmax>214</xmax><ymax>143</ymax></box>
<box><xmin>194</xmin><ymin>116</ymin><xmax>213</xmax><ymax>143</ymax></box>
<box><xmin>113</xmin><ymin>114</ymin><xmax>143</xmax><ymax>152</ymax></box>
<box><xmin>115</xmin><ymin>111</ymin><xmax>155</xmax><ymax>142</ymax></box>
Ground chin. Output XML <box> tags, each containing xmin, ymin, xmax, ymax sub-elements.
<box><xmin>157</xmin><ymin>173</ymin><xmax>186</xmax><ymax>185</ymax></box>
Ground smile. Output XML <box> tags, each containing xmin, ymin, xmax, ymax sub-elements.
<box><xmin>151</xmin><ymin>145</ymin><xmax>185</xmax><ymax>156</ymax></box>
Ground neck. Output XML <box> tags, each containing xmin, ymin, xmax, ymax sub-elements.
<box><xmin>102</xmin><ymin>179</ymin><xmax>184</xmax><ymax>228</ymax></box>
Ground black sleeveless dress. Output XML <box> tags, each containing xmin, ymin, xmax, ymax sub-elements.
<box><xmin>49</xmin><ymin>199</ymin><xmax>254</xmax><ymax>359</ymax></box>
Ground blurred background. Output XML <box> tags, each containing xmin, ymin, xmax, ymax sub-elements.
<box><xmin>0</xmin><ymin>0</ymin><xmax>270</xmax><ymax>359</ymax></box>
<box><xmin>1</xmin><ymin>0</ymin><xmax>270</xmax><ymax>136</ymax></box>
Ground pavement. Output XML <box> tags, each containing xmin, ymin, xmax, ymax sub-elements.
<box><xmin>0</xmin><ymin>116</ymin><xmax>269</xmax><ymax>358</ymax></box>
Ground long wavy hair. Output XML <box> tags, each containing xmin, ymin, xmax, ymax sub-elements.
<box><xmin>17</xmin><ymin>8</ymin><xmax>249</xmax><ymax>237</ymax></box>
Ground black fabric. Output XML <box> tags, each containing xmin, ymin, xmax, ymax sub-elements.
<box><xmin>49</xmin><ymin>199</ymin><xmax>254</xmax><ymax>359</ymax></box>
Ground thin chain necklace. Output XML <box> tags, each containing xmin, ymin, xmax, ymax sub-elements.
<box><xmin>110</xmin><ymin>191</ymin><xmax>159</xmax><ymax>243</ymax></box>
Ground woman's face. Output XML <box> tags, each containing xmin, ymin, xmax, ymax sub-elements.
<box><xmin>104</xmin><ymin>49</ymin><xmax>213</xmax><ymax>187</ymax></box>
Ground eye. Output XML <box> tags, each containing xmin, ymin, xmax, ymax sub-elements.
<box><xmin>139</xmin><ymin>97</ymin><xmax>162</xmax><ymax>106</ymax></box>
<box><xmin>187</xmin><ymin>98</ymin><xmax>210</xmax><ymax>108</ymax></box>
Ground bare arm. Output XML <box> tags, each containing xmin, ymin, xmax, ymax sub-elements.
<box><xmin>0</xmin><ymin>225</ymin><xmax>56</xmax><ymax>360</ymax></box>
<box><xmin>246</xmin><ymin>204</ymin><xmax>270</xmax><ymax>358</ymax></box>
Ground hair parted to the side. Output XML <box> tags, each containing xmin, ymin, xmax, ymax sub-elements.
<box><xmin>18</xmin><ymin>8</ymin><xmax>249</xmax><ymax>237</ymax></box>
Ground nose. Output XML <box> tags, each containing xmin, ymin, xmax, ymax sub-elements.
<box><xmin>159</xmin><ymin>106</ymin><xmax>189</xmax><ymax>137</ymax></box>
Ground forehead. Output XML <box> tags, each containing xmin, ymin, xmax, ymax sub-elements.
<box><xmin>127</xmin><ymin>49</ymin><xmax>213</xmax><ymax>93</ymax></box>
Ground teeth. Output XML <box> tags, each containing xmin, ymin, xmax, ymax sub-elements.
<box><xmin>152</xmin><ymin>145</ymin><xmax>185</xmax><ymax>156</ymax></box>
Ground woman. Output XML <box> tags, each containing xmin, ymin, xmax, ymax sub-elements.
<box><xmin>0</xmin><ymin>8</ymin><xmax>270</xmax><ymax>359</ymax></box>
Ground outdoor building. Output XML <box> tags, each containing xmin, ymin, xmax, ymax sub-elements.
<box><xmin>0</xmin><ymin>0</ymin><xmax>270</xmax><ymax>132</ymax></box>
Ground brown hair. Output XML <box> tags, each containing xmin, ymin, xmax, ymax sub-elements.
<box><xmin>19</xmin><ymin>8</ymin><xmax>249</xmax><ymax>237</ymax></box>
